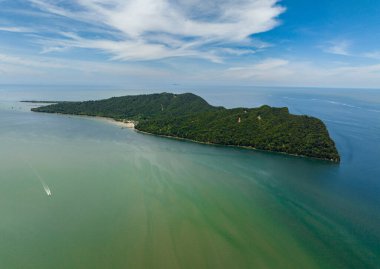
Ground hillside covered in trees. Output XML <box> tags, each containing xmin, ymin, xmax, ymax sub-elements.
<box><xmin>31</xmin><ymin>93</ymin><xmax>340</xmax><ymax>162</ymax></box>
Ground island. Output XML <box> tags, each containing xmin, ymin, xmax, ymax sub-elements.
<box><xmin>31</xmin><ymin>92</ymin><xmax>340</xmax><ymax>162</ymax></box>
<box><xmin>21</xmin><ymin>101</ymin><xmax>63</xmax><ymax>104</ymax></box>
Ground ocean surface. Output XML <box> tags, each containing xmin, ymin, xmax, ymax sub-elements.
<box><xmin>0</xmin><ymin>85</ymin><xmax>379</xmax><ymax>269</ymax></box>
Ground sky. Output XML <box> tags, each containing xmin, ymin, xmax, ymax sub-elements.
<box><xmin>0</xmin><ymin>0</ymin><xmax>380</xmax><ymax>88</ymax></box>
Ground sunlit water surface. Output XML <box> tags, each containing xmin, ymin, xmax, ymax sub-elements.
<box><xmin>1</xmin><ymin>86</ymin><xmax>379</xmax><ymax>268</ymax></box>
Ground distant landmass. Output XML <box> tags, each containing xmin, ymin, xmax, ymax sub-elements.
<box><xmin>21</xmin><ymin>101</ymin><xmax>63</xmax><ymax>103</ymax></box>
<box><xmin>31</xmin><ymin>93</ymin><xmax>340</xmax><ymax>162</ymax></box>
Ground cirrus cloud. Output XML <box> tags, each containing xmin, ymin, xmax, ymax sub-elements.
<box><xmin>26</xmin><ymin>0</ymin><xmax>285</xmax><ymax>61</ymax></box>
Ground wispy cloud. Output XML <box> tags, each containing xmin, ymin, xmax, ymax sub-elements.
<box><xmin>2</xmin><ymin>50</ymin><xmax>380</xmax><ymax>88</ymax></box>
<box><xmin>24</xmin><ymin>0</ymin><xmax>284</xmax><ymax>61</ymax></box>
<box><xmin>224</xmin><ymin>58</ymin><xmax>290</xmax><ymax>79</ymax></box>
<box><xmin>324</xmin><ymin>40</ymin><xmax>351</xmax><ymax>56</ymax></box>
<box><xmin>0</xmin><ymin>26</ymin><xmax>35</xmax><ymax>33</ymax></box>
<box><xmin>363</xmin><ymin>51</ymin><xmax>380</xmax><ymax>60</ymax></box>
<box><xmin>0</xmin><ymin>53</ymin><xmax>73</xmax><ymax>69</ymax></box>
<box><xmin>0</xmin><ymin>52</ymin><xmax>167</xmax><ymax>74</ymax></box>
<box><xmin>228</xmin><ymin>58</ymin><xmax>288</xmax><ymax>71</ymax></box>
<box><xmin>217</xmin><ymin>59</ymin><xmax>380</xmax><ymax>88</ymax></box>
<box><xmin>0</xmin><ymin>52</ymin><xmax>172</xmax><ymax>84</ymax></box>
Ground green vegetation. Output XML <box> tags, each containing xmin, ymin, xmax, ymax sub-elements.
<box><xmin>32</xmin><ymin>93</ymin><xmax>215</xmax><ymax>119</ymax></box>
<box><xmin>31</xmin><ymin>92</ymin><xmax>340</xmax><ymax>162</ymax></box>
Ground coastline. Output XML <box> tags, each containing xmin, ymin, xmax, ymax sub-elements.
<box><xmin>135</xmin><ymin>129</ymin><xmax>340</xmax><ymax>163</ymax></box>
<box><xmin>92</xmin><ymin>116</ymin><xmax>136</xmax><ymax>128</ymax></box>
<box><xmin>41</xmin><ymin>112</ymin><xmax>136</xmax><ymax>129</ymax></box>
<box><xmin>30</xmin><ymin>111</ymin><xmax>338</xmax><ymax>163</ymax></box>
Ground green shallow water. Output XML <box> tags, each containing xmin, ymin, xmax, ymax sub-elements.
<box><xmin>1</xmin><ymin>88</ymin><xmax>380</xmax><ymax>268</ymax></box>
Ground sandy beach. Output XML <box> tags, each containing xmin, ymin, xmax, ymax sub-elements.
<box><xmin>95</xmin><ymin>117</ymin><xmax>135</xmax><ymax>128</ymax></box>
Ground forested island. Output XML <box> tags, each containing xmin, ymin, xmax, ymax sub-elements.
<box><xmin>31</xmin><ymin>93</ymin><xmax>340</xmax><ymax>162</ymax></box>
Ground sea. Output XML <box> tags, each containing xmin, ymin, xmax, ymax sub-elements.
<box><xmin>0</xmin><ymin>85</ymin><xmax>379</xmax><ymax>269</ymax></box>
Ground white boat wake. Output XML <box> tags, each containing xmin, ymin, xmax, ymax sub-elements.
<box><xmin>26</xmin><ymin>161</ymin><xmax>52</xmax><ymax>197</ymax></box>
<box><xmin>42</xmin><ymin>182</ymin><xmax>52</xmax><ymax>196</ymax></box>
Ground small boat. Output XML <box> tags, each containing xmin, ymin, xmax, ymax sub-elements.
<box><xmin>46</xmin><ymin>189</ymin><xmax>52</xmax><ymax>196</ymax></box>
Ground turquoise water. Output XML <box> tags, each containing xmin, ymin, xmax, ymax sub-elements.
<box><xmin>0</xmin><ymin>86</ymin><xmax>379</xmax><ymax>268</ymax></box>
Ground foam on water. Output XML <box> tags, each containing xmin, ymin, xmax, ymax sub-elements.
<box><xmin>26</xmin><ymin>161</ymin><xmax>52</xmax><ymax>197</ymax></box>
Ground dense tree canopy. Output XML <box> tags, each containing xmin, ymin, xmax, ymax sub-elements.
<box><xmin>32</xmin><ymin>92</ymin><xmax>340</xmax><ymax>162</ymax></box>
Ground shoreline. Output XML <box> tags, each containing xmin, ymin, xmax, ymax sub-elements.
<box><xmin>92</xmin><ymin>116</ymin><xmax>136</xmax><ymax>128</ymax></box>
<box><xmin>135</xmin><ymin>129</ymin><xmax>340</xmax><ymax>163</ymax></box>
<box><xmin>42</xmin><ymin>112</ymin><xmax>136</xmax><ymax>129</ymax></box>
<box><xmin>31</xmin><ymin>111</ymin><xmax>338</xmax><ymax>163</ymax></box>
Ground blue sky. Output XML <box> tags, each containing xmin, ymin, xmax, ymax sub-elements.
<box><xmin>0</xmin><ymin>0</ymin><xmax>380</xmax><ymax>88</ymax></box>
